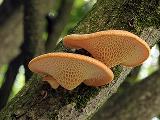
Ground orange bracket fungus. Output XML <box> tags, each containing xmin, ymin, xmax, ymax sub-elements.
<box><xmin>28</xmin><ymin>53</ymin><xmax>114</xmax><ymax>90</ymax></box>
<box><xmin>64</xmin><ymin>30</ymin><xmax>150</xmax><ymax>68</ymax></box>
<box><xmin>43</xmin><ymin>75</ymin><xmax>60</xmax><ymax>89</ymax></box>
<box><xmin>29</xmin><ymin>30</ymin><xmax>150</xmax><ymax>90</ymax></box>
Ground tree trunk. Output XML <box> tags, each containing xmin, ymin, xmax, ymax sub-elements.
<box><xmin>0</xmin><ymin>0</ymin><xmax>23</xmax><ymax>67</ymax></box>
<box><xmin>92</xmin><ymin>70</ymin><xmax>160</xmax><ymax>120</ymax></box>
<box><xmin>0</xmin><ymin>0</ymin><xmax>160</xmax><ymax>119</ymax></box>
<box><xmin>0</xmin><ymin>0</ymin><xmax>54</xmax><ymax>66</ymax></box>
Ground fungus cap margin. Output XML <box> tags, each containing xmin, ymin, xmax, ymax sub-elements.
<box><xmin>63</xmin><ymin>30</ymin><xmax>150</xmax><ymax>68</ymax></box>
<box><xmin>28</xmin><ymin>53</ymin><xmax>114</xmax><ymax>90</ymax></box>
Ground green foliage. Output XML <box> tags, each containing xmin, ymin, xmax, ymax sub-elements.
<box><xmin>9</xmin><ymin>66</ymin><xmax>25</xmax><ymax>100</ymax></box>
<box><xmin>138</xmin><ymin>45</ymin><xmax>159</xmax><ymax>80</ymax></box>
<box><xmin>0</xmin><ymin>64</ymin><xmax>8</xmax><ymax>87</ymax></box>
<box><xmin>51</xmin><ymin>84</ymin><xmax>100</xmax><ymax>110</ymax></box>
<box><xmin>62</xmin><ymin>0</ymin><xmax>96</xmax><ymax>35</ymax></box>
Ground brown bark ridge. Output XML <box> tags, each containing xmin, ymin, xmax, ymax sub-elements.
<box><xmin>0</xmin><ymin>0</ymin><xmax>160</xmax><ymax>119</ymax></box>
<box><xmin>93</xmin><ymin>70</ymin><xmax>160</xmax><ymax>120</ymax></box>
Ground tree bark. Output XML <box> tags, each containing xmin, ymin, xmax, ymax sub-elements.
<box><xmin>0</xmin><ymin>0</ymin><xmax>160</xmax><ymax>119</ymax></box>
<box><xmin>92</xmin><ymin>70</ymin><xmax>160</xmax><ymax>120</ymax></box>
<box><xmin>0</xmin><ymin>0</ymin><xmax>23</xmax><ymax>67</ymax></box>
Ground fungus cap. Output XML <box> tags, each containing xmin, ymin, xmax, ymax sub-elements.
<box><xmin>43</xmin><ymin>75</ymin><xmax>59</xmax><ymax>89</ymax></box>
<box><xmin>28</xmin><ymin>53</ymin><xmax>114</xmax><ymax>90</ymax></box>
<box><xmin>64</xmin><ymin>30</ymin><xmax>150</xmax><ymax>68</ymax></box>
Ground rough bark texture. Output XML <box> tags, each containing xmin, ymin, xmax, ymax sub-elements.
<box><xmin>0</xmin><ymin>0</ymin><xmax>160</xmax><ymax>119</ymax></box>
<box><xmin>92</xmin><ymin>70</ymin><xmax>160</xmax><ymax>120</ymax></box>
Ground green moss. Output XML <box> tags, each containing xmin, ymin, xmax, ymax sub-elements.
<box><xmin>72</xmin><ymin>0</ymin><xmax>160</xmax><ymax>36</ymax></box>
<box><xmin>50</xmin><ymin>84</ymin><xmax>100</xmax><ymax>110</ymax></box>
<box><xmin>112</xmin><ymin>65</ymin><xmax>123</xmax><ymax>80</ymax></box>
<box><xmin>74</xmin><ymin>86</ymin><xmax>100</xmax><ymax>109</ymax></box>
<box><xmin>132</xmin><ymin>0</ymin><xmax>160</xmax><ymax>34</ymax></box>
<box><xmin>0</xmin><ymin>75</ymin><xmax>43</xmax><ymax>119</ymax></box>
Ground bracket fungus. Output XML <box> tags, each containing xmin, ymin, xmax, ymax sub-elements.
<box><xmin>64</xmin><ymin>30</ymin><xmax>150</xmax><ymax>68</ymax></box>
<box><xmin>28</xmin><ymin>53</ymin><xmax>114</xmax><ymax>90</ymax></box>
<box><xmin>28</xmin><ymin>30</ymin><xmax>150</xmax><ymax>90</ymax></box>
<box><xmin>43</xmin><ymin>75</ymin><xmax>60</xmax><ymax>89</ymax></box>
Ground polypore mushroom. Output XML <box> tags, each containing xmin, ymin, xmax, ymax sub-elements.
<box><xmin>43</xmin><ymin>75</ymin><xmax>59</xmax><ymax>89</ymax></box>
<box><xmin>64</xmin><ymin>30</ymin><xmax>150</xmax><ymax>68</ymax></box>
<box><xmin>28</xmin><ymin>53</ymin><xmax>114</xmax><ymax>90</ymax></box>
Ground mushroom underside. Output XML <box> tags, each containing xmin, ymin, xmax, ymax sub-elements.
<box><xmin>28</xmin><ymin>53</ymin><xmax>114</xmax><ymax>90</ymax></box>
<box><xmin>64</xmin><ymin>30</ymin><xmax>150</xmax><ymax>68</ymax></box>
